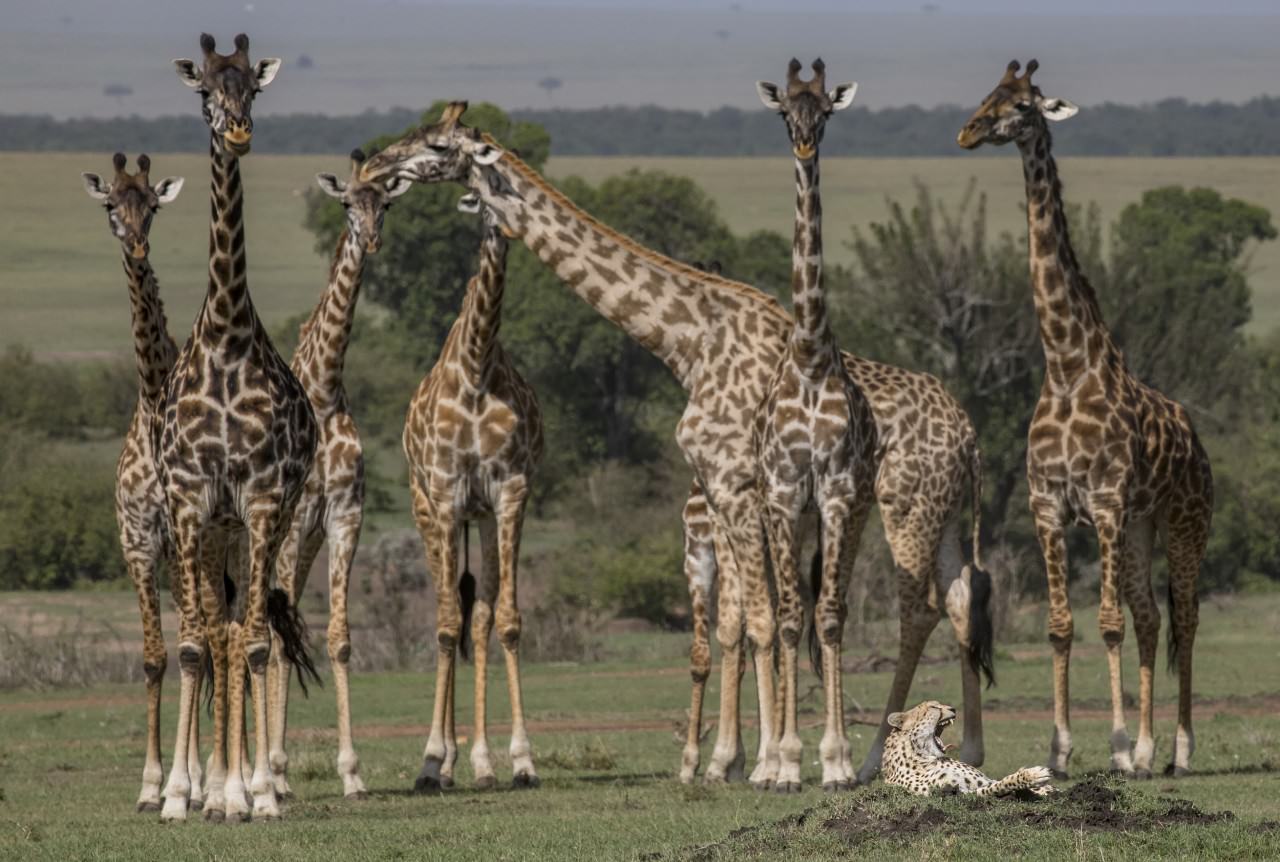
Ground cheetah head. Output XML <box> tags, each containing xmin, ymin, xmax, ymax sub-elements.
<box><xmin>887</xmin><ymin>700</ymin><xmax>957</xmax><ymax>761</ymax></box>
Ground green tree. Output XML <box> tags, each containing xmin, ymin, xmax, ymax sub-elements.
<box><xmin>1102</xmin><ymin>186</ymin><xmax>1276</xmax><ymax>418</ymax></box>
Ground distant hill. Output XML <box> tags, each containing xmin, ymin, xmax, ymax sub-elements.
<box><xmin>6</xmin><ymin>98</ymin><xmax>1280</xmax><ymax>157</ymax></box>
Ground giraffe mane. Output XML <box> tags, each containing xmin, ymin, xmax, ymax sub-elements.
<box><xmin>484</xmin><ymin>136</ymin><xmax>788</xmax><ymax>318</ymax></box>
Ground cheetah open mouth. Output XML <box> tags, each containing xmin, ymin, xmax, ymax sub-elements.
<box><xmin>935</xmin><ymin>716</ymin><xmax>955</xmax><ymax>753</ymax></box>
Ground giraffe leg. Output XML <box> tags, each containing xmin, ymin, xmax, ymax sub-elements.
<box><xmin>857</xmin><ymin>521</ymin><xmax>943</xmax><ymax>785</ymax></box>
<box><xmin>818</xmin><ymin>496</ymin><xmax>869</xmax><ymax>792</ymax></box>
<box><xmin>440</xmin><ymin>643</ymin><xmax>458</xmax><ymax>788</ymax></box>
<box><xmin>679</xmin><ymin>488</ymin><xmax>715</xmax><ymax>784</ymax></box>
<box><xmin>934</xmin><ymin>517</ymin><xmax>986</xmax><ymax>768</ymax></box>
<box><xmin>412</xmin><ymin>487</ymin><xmax>461</xmax><ymax>793</ymax></box>
<box><xmin>242</xmin><ymin>509</ymin><xmax>295</xmax><ymax>820</ymax></box>
<box><xmin>704</xmin><ymin>522</ymin><xmax>746</xmax><ymax>784</ymax></box>
<box><xmin>266</xmin><ymin>521</ymin><xmax>317</xmax><ymax>800</ymax></box>
<box><xmin>125</xmin><ymin>548</ymin><xmax>167</xmax><ymax>813</ymax></box>
<box><xmin>1091</xmin><ymin>506</ymin><xmax>1135</xmax><ymax>777</ymax></box>
<box><xmin>323</xmin><ymin>515</ymin><xmax>367</xmax><ymax>799</ymax></box>
<box><xmin>186</xmin><ymin>670</ymin><xmax>204</xmax><ymax>812</ymax></box>
<box><xmin>736</xmin><ymin>511</ymin><xmax>779</xmax><ymax>791</ymax></box>
<box><xmin>160</xmin><ymin>518</ymin><xmax>207</xmax><ymax>822</ymax></box>
<box><xmin>470</xmin><ymin>515</ymin><xmax>500</xmax><ymax>789</ymax></box>
<box><xmin>761</xmin><ymin>486</ymin><xmax>804</xmax><ymax>793</ymax></box>
<box><xmin>196</xmin><ymin>547</ymin><xmax>230</xmax><ymax>822</ymax></box>
<box><xmin>1031</xmin><ymin>498</ymin><xmax>1073</xmax><ymax>778</ymax></box>
<box><xmin>1165</xmin><ymin>496</ymin><xmax>1209</xmax><ymax>776</ymax></box>
<box><xmin>223</xmin><ymin>620</ymin><xmax>251</xmax><ymax>822</ymax></box>
<box><xmin>494</xmin><ymin>483</ymin><xmax>538</xmax><ymax>788</ymax></box>
<box><xmin>1120</xmin><ymin>516</ymin><xmax>1158</xmax><ymax>779</ymax></box>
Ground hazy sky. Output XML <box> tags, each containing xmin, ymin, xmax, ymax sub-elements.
<box><xmin>3</xmin><ymin>1</ymin><xmax>1279</xmax><ymax>117</ymax></box>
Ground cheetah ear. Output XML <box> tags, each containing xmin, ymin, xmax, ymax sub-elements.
<box><xmin>886</xmin><ymin>712</ymin><xmax>906</xmax><ymax>729</ymax></box>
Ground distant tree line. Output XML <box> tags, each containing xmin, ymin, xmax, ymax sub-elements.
<box><xmin>6</xmin><ymin>96</ymin><xmax>1280</xmax><ymax>156</ymax></box>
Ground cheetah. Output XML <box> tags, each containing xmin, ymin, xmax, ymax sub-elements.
<box><xmin>883</xmin><ymin>701</ymin><xmax>1054</xmax><ymax>798</ymax></box>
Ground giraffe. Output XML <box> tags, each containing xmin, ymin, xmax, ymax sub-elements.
<box><xmin>158</xmin><ymin>32</ymin><xmax>318</xmax><ymax>823</ymax></box>
<box><xmin>677</xmin><ymin>65</ymin><xmax>996</xmax><ymax>787</ymax></box>
<box><xmin>81</xmin><ymin>153</ymin><xmax>203</xmax><ymax>813</ymax></box>
<box><xmin>361</xmin><ymin>101</ymin><xmax>991</xmax><ymax>789</ymax></box>
<box><xmin>403</xmin><ymin>191</ymin><xmax>544</xmax><ymax>792</ymax></box>
<box><xmin>751</xmin><ymin>59</ymin><xmax>877</xmax><ymax>793</ymax></box>
<box><xmin>958</xmin><ymin>60</ymin><xmax>1212</xmax><ymax>778</ymax></box>
<box><xmin>265</xmin><ymin>149</ymin><xmax>411</xmax><ymax>801</ymax></box>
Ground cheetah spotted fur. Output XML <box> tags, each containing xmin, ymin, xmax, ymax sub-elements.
<box><xmin>883</xmin><ymin>701</ymin><xmax>1054</xmax><ymax>798</ymax></box>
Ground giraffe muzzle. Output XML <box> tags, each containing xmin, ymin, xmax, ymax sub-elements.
<box><xmin>956</xmin><ymin>123</ymin><xmax>983</xmax><ymax>150</ymax></box>
<box><xmin>792</xmin><ymin>142</ymin><xmax>816</xmax><ymax>160</ymax></box>
<box><xmin>365</xmin><ymin>236</ymin><xmax>382</xmax><ymax>254</ymax></box>
<box><xmin>130</xmin><ymin>241</ymin><xmax>149</xmax><ymax>259</ymax></box>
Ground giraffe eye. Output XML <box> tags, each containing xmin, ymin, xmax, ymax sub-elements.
<box><xmin>1014</xmin><ymin>100</ymin><xmax>1032</xmax><ymax>111</ymax></box>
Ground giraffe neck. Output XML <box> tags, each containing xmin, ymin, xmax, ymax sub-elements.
<box><xmin>121</xmin><ymin>251</ymin><xmax>178</xmax><ymax>406</ymax></box>
<box><xmin>469</xmin><ymin>151</ymin><xmax>765</xmax><ymax>389</ymax></box>
<box><xmin>1018</xmin><ymin>128</ymin><xmax>1113</xmax><ymax>392</ymax></box>
<box><xmin>789</xmin><ymin>152</ymin><xmax>838</xmax><ymax>376</ymax></box>
<box><xmin>294</xmin><ymin>227</ymin><xmax>366</xmax><ymax>411</ymax></box>
<box><xmin>456</xmin><ymin>220</ymin><xmax>508</xmax><ymax>389</ymax></box>
<box><xmin>196</xmin><ymin>138</ymin><xmax>257</xmax><ymax>350</ymax></box>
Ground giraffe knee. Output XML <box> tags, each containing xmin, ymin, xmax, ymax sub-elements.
<box><xmin>178</xmin><ymin>642</ymin><xmax>204</xmax><ymax>674</ymax></box>
<box><xmin>328</xmin><ymin>640</ymin><xmax>351</xmax><ymax>665</ymax></box>
<box><xmin>143</xmin><ymin>654</ymin><xmax>167</xmax><ymax>684</ymax></box>
<box><xmin>691</xmin><ymin>641</ymin><xmax>712</xmax><ymax>682</ymax></box>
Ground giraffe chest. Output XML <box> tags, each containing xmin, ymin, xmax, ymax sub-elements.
<box><xmin>754</xmin><ymin>363</ymin><xmax>874</xmax><ymax>486</ymax></box>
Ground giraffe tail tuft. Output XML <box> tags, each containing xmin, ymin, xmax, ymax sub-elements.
<box><xmin>806</xmin><ymin>534</ymin><xmax>824</xmax><ymax>681</ymax></box>
<box><xmin>267</xmin><ymin>588</ymin><xmax>322</xmax><ymax>697</ymax></box>
<box><xmin>967</xmin><ymin>565</ymin><xmax>996</xmax><ymax>688</ymax></box>
<box><xmin>1166</xmin><ymin>574</ymin><xmax>1178</xmax><ymax>674</ymax></box>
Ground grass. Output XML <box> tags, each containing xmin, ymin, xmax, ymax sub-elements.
<box><xmin>0</xmin><ymin>591</ymin><xmax>1277</xmax><ymax>860</ymax></box>
<box><xmin>4</xmin><ymin>153</ymin><xmax>1280</xmax><ymax>360</ymax></box>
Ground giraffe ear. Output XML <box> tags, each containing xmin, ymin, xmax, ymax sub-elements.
<box><xmin>756</xmin><ymin>80</ymin><xmax>783</xmax><ymax>111</ymax></box>
<box><xmin>254</xmin><ymin>58</ymin><xmax>282</xmax><ymax>90</ymax></box>
<box><xmin>456</xmin><ymin>193</ymin><xmax>482</xmax><ymax>214</ymax></box>
<box><xmin>173</xmin><ymin>59</ymin><xmax>203</xmax><ymax>89</ymax></box>
<box><xmin>1039</xmin><ymin>97</ymin><xmax>1079</xmax><ymax>122</ymax></box>
<box><xmin>384</xmin><ymin>176</ymin><xmax>413</xmax><ymax>199</ymax></box>
<box><xmin>81</xmin><ymin>172</ymin><xmax>110</xmax><ymax>200</ymax></box>
<box><xmin>315</xmin><ymin>173</ymin><xmax>346</xmax><ymax>198</ymax></box>
<box><xmin>829</xmin><ymin>82</ymin><xmax>858</xmax><ymax>111</ymax></box>
<box><xmin>153</xmin><ymin>176</ymin><xmax>185</xmax><ymax>204</ymax></box>
<box><xmin>887</xmin><ymin>712</ymin><xmax>906</xmax><ymax>729</ymax></box>
<box><xmin>469</xmin><ymin>141</ymin><xmax>504</xmax><ymax>166</ymax></box>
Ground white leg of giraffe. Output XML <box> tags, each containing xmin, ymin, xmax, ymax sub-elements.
<box><xmin>1121</xmin><ymin>516</ymin><xmax>1159</xmax><ymax>778</ymax></box>
<box><xmin>934</xmin><ymin>517</ymin><xmax>987</xmax><ymax>768</ymax></box>
<box><xmin>1031</xmin><ymin>496</ymin><xmax>1074</xmax><ymax>778</ymax></box>
<box><xmin>761</xmin><ymin>484</ymin><xmax>805</xmax><ymax>793</ymax></box>
<box><xmin>704</xmin><ymin>521</ymin><xmax>746</xmax><ymax>784</ymax></box>
<box><xmin>1164</xmin><ymin>490</ymin><xmax>1209</xmax><ymax>776</ymax></box>
<box><xmin>325</xmin><ymin>514</ymin><xmax>367</xmax><ymax>798</ymax></box>
<box><xmin>127</xmin><ymin>549</ymin><xmax>167</xmax><ymax>813</ymax></box>
<box><xmin>495</xmin><ymin>482</ymin><xmax>538</xmax><ymax>788</ymax></box>
<box><xmin>470</xmin><ymin>515</ymin><xmax>500</xmax><ymax>789</ymax></box>
<box><xmin>679</xmin><ymin>489</ymin><xmax>715</xmax><ymax>784</ymax></box>
<box><xmin>160</xmin><ymin>518</ymin><xmax>208</xmax><ymax>823</ymax></box>
<box><xmin>736</xmin><ymin>510</ymin><xmax>779</xmax><ymax>791</ymax></box>
<box><xmin>412</xmin><ymin>484</ymin><xmax>461</xmax><ymax>793</ymax></box>
<box><xmin>1093</xmin><ymin>505</ymin><xmax>1136</xmax><ymax>777</ymax></box>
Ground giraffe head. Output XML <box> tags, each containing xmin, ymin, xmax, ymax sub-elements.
<box><xmin>315</xmin><ymin>149</ymin><xmax>412</xmax><ymax>253</ymax></box>
<box><xmin>357</xmin><ymin>101</ymin><xmax>504</xmax><ymax>186</ymax></box>
<box><xmin>82</xmin><ymin>153</ymin><xmax>184</xmax><ymax>259</ymax></box>
<box><xmin>756</xmin><ymin>58</ymin><xmax>857</xmax><ymax>161</ymax></box>
<box><xmin>173</xmin><ymin>33</ymin><xmax>280</xmax><ymax>157</ymax></box>
<box><xmin>956</xmin><ymin>60</ymin><xmax>1078</xmax><ymax>150</ymax></box>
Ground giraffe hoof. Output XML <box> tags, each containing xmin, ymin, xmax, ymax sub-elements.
<box><xmin>136</xmin><ymin>801</ymin><xmax>162</xmax><ymax>813</ymax></box>
<box><xmin>277</xmin><ymin>790</ymin><xmax>295</xmax><ymax>802</ymax></box>
<box><xmin>1133</xmin><ymin>768</ymin><xmax>1153</xmax><ymax>781</ymax></box>
<box><xmin>203</xmin><ymin>807</ymin><xmax>225</xmax><ymax>824</ymax></box>
<box><xmin>774</xmin><ymin>781</ymin><xmax>802</xmax><ymax>794</ymax></box>
<box><xmin>474</xmin><ymin>775</ymin><xmax>497</xmax><ymax>791</ymax></box>
<box><xmin>344</xmin><ymin>790</ymin><xmax>370</xmax><ymax>802</ymax></box>
<box><xmin>1109</xmin><ymin>767</ymin><xmax>1136</xmax><ymax>780</ymax></box>
<box><xmin>1164</xmin><ymin>765</ymin><xmax>1192</xmax><ymax>778</ymax></box>
<box><xmin>413</xmin><ymin>776</ymin><xmax>445</xmax><ymax>795</ymax></box>
<box><xmin>822</xmin><ymin>780</ymin><xmax>852</xmax><ymax>793</ymax></box>
<box><xmin>1049</xmin><ymin>769</ymin><xmax>1070</xmax><ymax>781</ymax></box>
<box><xmin>225</xmin><ymin>811</ymin><xmax>249</xmax><ymax>824</ymax></box>
<box><xmin>702</xmin><ymin>774</ymin><xmax>728</xmax><ymax>787</ymax></box>
<box><xmin>749</xmin><ymin>779</ymin><xmax>772</xmax><ymax>792</ymax></box>
<box><xmin>187</xmin><ymin>798</ymin><xmax>204</xmax><ymax>812</ymax></box>
<box><xmin>512</xmin><ymin>772</ymin><xmax>540</xmax><ymax>789</ymax></box>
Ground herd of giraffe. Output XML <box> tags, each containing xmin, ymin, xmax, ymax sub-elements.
<box><xmin>79</xmin><ymin>35</ymin><xmax>1213</xmax><ymax>822</ymax></box>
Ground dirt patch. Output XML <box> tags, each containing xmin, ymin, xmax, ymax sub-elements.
<box><xmin>823</xmin><ymin>792</ymin><xmax>950</xmax><ymax>846</ymax></box>
<box><xmin>1018</xmin><ymin>778</ymin><xmax>1233</xmax><ymax>832</ymax></box>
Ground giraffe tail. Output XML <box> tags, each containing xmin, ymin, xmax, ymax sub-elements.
<box><xmin>458</xmin><ymin>521</ymin><xmax>476</xmax><ymax>662</ymax></box>
<box><xmin>1166</xmin><ymin>574</ymin><xmax>1179</xmax><ymax>673</ymax></box>
<box><xmin>966</xmin><ymin>441</ymin><xmax>996</xmax><ymax>688</ymax></box>
<box><xmin>202</xmin><ymin>566</ymin><xmax>240</xmax><ymax>715</ymax></box>
<box><xmin>806</xmin><ymin>533</ymin><xmax>824</xmax><ymax>681</ymax></box>
<box><xmin>267</xmin><ymin>588</ymin><xmax>322</xmax><ymax>697</ymax></box>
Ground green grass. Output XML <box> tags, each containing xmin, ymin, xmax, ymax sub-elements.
<box><xmin>5</xmin><ymin>154</ymin><xmax>1280</xmax><ymax>360</ymax></box>
<box><xmin>1</xmin><ymin>592</ymin><xmax>1278</xmax><ymax>860</ymax></box>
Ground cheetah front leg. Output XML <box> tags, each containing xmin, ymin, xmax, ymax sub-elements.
<box><xmin>977</xmin><ymin>765</ymin><xmax>1054</xmax><ymax>798</ymax></box>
